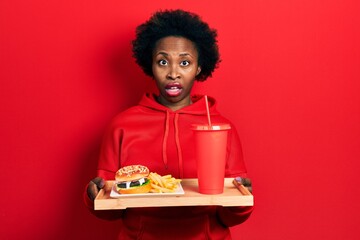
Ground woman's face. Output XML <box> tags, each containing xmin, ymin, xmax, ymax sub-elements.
<box><xmin>152</xmin><ymin>36</ymin><xmax>201</xmax><ymax>111</ymax></box>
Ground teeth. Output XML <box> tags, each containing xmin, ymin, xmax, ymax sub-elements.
<box><xmin>165</xmin><ymin>84</ymin><xmax>182</xmax><ymax>96</ymax></box>
<box><xmin>166</xmin><ymin>86</ymin><xmax>180</xmax><ymax>90</ymax></box>
<box><xmin>167</xmin><ymin>89</ymin><xmax>178</xmax><ymax>92</ymax></box>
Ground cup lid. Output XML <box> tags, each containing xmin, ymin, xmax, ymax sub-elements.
<box><xmin>191</xmin><ymin>124</ymin><xmax>231</xmax><ymax>131</ymax></box>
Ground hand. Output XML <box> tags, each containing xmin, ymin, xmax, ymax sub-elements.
<box><xmin>87</xmin><ymin>177</ymin><xmax>105</xmax><ymax>201</ymax></box>
<box><xmin>241</xmin><ymin>178</ymin><xmax>252</xmax><ymax>193</ymax></box>
<box><xmin>235</xmin><ymin>177</ymin><xmax>252</xmax><ymax>193</ymax></box>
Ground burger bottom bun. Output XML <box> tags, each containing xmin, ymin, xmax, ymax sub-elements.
<box><xmin>116</xmin><ymin>181</ymin><xmax>152</xmax><ymax>194</ymax></box>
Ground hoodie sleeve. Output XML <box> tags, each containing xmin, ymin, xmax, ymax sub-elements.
<box><xmin>83</xmin><ymin>117</ymin><xmax>125</xmax><ymax>220</ymax></box>
<box><xmin>225</xmin><ymin>123</ymin><xmax>248</xmax><ymax>178</ymax></box>
<box><xmin>216</xmin><ymin>206</ymin><xmax>253</xmax><ymax>227</ymax></box>
<box><xmin>83</xmin><ymin>183</ymin><xmax>124</xmax><ymax>220</ymax></box>
<box><xmin>217</xmin><ymin>122</ymin><xmax>254</xmax><ymax>226</ymax></box>
<box><xmin>97</xmin><ymin>117</ymin><xmax>124</xmax><ymax>176</ymax></box>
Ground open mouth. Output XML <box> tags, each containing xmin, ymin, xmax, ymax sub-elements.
<box><xmin>165</xmin><ymin>83</ymin><xmax>183</xmax><ymax>96</ymax></box>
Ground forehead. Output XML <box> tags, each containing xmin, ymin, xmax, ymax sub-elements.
<box><xmin>153</xmin><ymin>36</ymin><xmax>198</xmax><ymax>56</ymax></box>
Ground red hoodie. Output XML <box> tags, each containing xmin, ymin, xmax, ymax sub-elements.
<box><xmin>85</xmin><ymin>93</ymin><xmax>253</xmax><ymax>239</ymax></box>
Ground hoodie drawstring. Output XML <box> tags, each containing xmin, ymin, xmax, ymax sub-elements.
<box><xmin>162</xmin><ymin>111</ymin><xmax>184</xmax><ymax>178</ymax></box>
<box><xmin>174</xmin><ymin>113</ymin><xmax>184</xmax><ymax>178</ymax></box>
<box><xmin>162</xmin><ymin>111</ymin><xmax>170</xmax><ymax>169</ymax></box>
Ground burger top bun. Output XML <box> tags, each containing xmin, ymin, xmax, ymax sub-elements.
<box><xmin>115</xmin><ymin>165</ymin><xmax>150</xmax><ymax>182</ymax></box>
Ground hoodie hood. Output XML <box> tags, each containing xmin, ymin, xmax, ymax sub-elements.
<box><xmin>137</xmin><ymin>93</ymin><xmax>221</xmax><ymax>177</ymax></box>
<box><xmin>139</xmin><ymin>92</ymin><xmax>221</xmax><ymax>115</ymax></box>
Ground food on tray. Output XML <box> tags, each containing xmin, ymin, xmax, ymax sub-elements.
<box><xmin>148</xmin><ymin>172</ymin><xmax>181</xmax><ymax>193</ymax></box>
<box><xmin>115</xmin><ymin>165</ymin><xmax>152</xmax><ymax>194</ymax></box>
<box><xmin>114</xmin><ymin>165</ymin><xmax>182</xmax><ymax>194</ymax></box>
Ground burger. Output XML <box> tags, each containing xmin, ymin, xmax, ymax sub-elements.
<box><xmin>115</xmin><ymin>165</ymin><xmax>152</xmax><ymax>194</ymax></box>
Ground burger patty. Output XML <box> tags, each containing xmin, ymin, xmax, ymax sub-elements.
<box><xmin>117</xmin><ymin>178</ymin><xmax>149</xmax><ymax>189</ymax></box>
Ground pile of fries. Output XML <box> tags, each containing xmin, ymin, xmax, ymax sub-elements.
<box><xmin>148</xmin><ymin>172</ymin><xmax>181</xmax><ymax>193</ymax></box>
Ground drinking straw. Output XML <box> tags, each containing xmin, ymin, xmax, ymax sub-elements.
<box><xmin>205</xmin><ymin>95</ymin><xmax>212</xmax><ymax>128</ymax></box>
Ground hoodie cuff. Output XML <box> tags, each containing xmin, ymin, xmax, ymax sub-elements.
<box><xmin>83</xmin><ymin>183</ymin><xmax>95</xmax><ymax>209</ymax></box>
<box><xmin>217</xmin><ymin>206</ymin><xmax>254</xmax><ymax>227</ymax></box>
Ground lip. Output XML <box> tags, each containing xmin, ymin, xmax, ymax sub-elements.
<box><xmin>165</xmin><ymin>82</ymin><xmax>183</xmax><ymax>97</ymax></box>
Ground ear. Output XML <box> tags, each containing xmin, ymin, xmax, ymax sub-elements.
<box><xmin>196</xmin><ymin>66</ymin><xmax>201</xmax><ymax>76</ymax></box>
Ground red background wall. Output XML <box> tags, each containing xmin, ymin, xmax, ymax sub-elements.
<box><xmin>1</xmin><ymin>0</ymin><xmax>359</xmax><ymax>239</ymax></box>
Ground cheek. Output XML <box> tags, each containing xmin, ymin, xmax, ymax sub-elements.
<box><xmin>183</xmin><ymin>67</ymin><xmax>198</xmax><ymax>77</ymax></box>
<box><xmin>151</xmin><ymin>63</ymin><xmax>157</xmax><ymax>75</ymax></box>
<box><xmin>152</xmin><ymin>66</ymin><xmax>161</xmax><ymax>78</ymax></box>
<box><xmin>152</xmin><ymin>67</ymin><xmax>165</xmax><ymax>85</ymax></box>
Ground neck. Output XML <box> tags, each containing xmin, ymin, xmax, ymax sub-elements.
<box><xmin>157</xmin><ymin>96</ymin><xmax>192</xmax><ymax>111</ymax></box>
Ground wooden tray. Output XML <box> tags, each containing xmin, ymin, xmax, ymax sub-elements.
<box><xmin>94</xmin><ymin>178</ymin><xmax>253</xmax><ymax>210</ymax></box>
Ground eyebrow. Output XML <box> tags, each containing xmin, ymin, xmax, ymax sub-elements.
<box><xmin>155</xmin><ymin>51</ymin><xmax>193</xmax><ymax>57</ymax></box>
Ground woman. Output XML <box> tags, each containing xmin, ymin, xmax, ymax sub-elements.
<box><xmin>85</xmin><ymin>9</ymin><xmax>253</xmax><ymax>239</ymax></box>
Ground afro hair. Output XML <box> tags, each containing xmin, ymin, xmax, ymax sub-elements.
<box><xmin>132</xmin><ymin>9</ymin><xmax>220</xmax><ymax>81</ymax></box>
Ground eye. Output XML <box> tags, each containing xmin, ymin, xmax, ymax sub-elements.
<box><xmin>180</xmin><ymin>60</ymin><xmax>190</xmax><ymax>66</ymax></box>
<box><xmin>158</xmin><ymin>59</ymin><xmax>168</xmax><ymax>66</ymax></box>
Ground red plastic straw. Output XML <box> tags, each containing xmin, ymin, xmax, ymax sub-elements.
<box><xmin>205</xmin><ymin>95</ymin><xmax>212</xmax><ymax>128</ymax></box>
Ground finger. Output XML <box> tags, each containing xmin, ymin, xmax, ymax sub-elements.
<box><xmin>87</xmin><ymin>181</ymin><xmax>99</xmax><ymax>201</ymax></box>
<box><xmin>242</xmin><ymin>178</ymin><xmax>252</xmax><ymax>187</ymax></box>
<box><xmin>92</xmin><ymin>177</ymin><xmax>105</xmax><ymax>189</ymax></box>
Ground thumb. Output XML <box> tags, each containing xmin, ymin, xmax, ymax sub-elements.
<box><xmin>92</xmin><ymin>177</ymin><xmax>105</xmax><ymax>189</ymax></box>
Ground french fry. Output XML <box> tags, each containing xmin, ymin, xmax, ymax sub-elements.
<box><xmin>148</xmin><ymin>172</ymin><xmax>181</xmax><ymax>193</ymax></box>
<box><xmin>157</xmin><ymin>174</ymin><xmax>165</xmax><ymax>188</ymax></box>
<box><xmin>149</xmin><ymin>173</ymin><xmax>157</xmax><ymax>185</ymax></box>
<box><xmin>151</xmin><ymin>183</ymin><xmax>174</xmax><ymax>193</ymax></box>
<box><xmin>152</xmin><ymin>173</ymin><xmax>163</xmax><ymax>187</ymax></box>
<box><xmin>150</xmin><ymin>188</ymin><xmax>161</xmax><ymax>193</ymax></box>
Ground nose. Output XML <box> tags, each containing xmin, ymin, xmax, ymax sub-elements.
<box><xmin>167</xmin><ymin>64</ymin><xmax>180</xmax><ymax>80</ymax></box>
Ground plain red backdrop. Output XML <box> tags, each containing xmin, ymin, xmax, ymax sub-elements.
<box><xmin>1</xmin><ymin>0</ymin><xmax>359</xmax><ymax>239</ymax></box>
